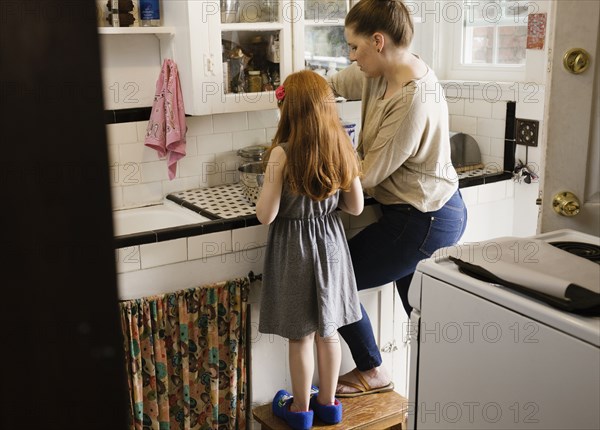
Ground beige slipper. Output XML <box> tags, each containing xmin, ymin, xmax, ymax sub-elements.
<box><xmin>336</xmin><ymin>368</ymin><xmax>395</xmax><ymax>398</ymax></box>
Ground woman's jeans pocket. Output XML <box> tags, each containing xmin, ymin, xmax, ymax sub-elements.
<box><xmin>419</xmin><ymin>215</ymin><xmax>466</xmax><ymax>257</ymax></box>
<box><xmin>419</xmin><ymin>189</ymin><xmax>468</xmax><ymax>256</ymax></box>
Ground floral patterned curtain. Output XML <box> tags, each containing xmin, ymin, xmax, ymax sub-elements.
<box><xmin>119</xmin><ymin>278</ymin><xmax>250</xmax><ymax>430</ymax></box>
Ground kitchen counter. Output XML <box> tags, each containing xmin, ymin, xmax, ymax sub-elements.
<box><xmin>113</xmin><ymin>170</ymin><xmax>512</xmax><ymax>249</ymax></box>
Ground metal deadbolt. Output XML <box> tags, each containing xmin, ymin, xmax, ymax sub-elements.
<box><xmin>563</xmin><ymin>48</ymin><xmax>591</xmax><ymax>74</ymax></box>
<box><xmin>552</xmin><ymin>191</ymin><xmax>581</xmax><ymax>217</ymax></box>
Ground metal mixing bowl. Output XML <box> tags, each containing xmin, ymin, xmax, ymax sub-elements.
<box><xmin>238</xmin><ymin>162</ymin><xmax>265</xmax><ymax>205</ymax></box>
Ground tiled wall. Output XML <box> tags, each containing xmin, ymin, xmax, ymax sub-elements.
<box><xmin>107</xmin><ymin>102</ymin><xmax>362</xmax><ymax>210</ymax></box>
<box><xmin>448</xmin><ymin>98</ymin><xmax>508</xmax><ymax>169</ymax></box>
<box><xmin>106</xmin><ymin>86</ymin><xmax>543</xmax><ymax>211</ymax></box>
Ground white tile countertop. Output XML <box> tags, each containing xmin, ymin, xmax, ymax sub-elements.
<box><xmin>113</xmin><ymin>170</ymin><xmax>512</xmax><ymax>249</ymax></box>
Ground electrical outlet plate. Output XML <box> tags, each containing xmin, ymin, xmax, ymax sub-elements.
<box><xmin>515</xmin><ymin>118</ymin><xmax>539</xmax><ymax>147</ymax></box>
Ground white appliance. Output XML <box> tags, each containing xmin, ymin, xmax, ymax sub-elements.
<box><xmin>406</xmin><ymin>229</ymin><xmax>600</xmax><ymax>430</ymax></box>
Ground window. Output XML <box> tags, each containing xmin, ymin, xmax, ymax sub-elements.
<box><xmin>425</xmin><ymin>0</ymin><xmax>547</xmax><ymax>82</ymax></box>
<box><xmin>462</xmin><ymin>0</ymin><xmax>529</xmax><ymax>66</ymax></box>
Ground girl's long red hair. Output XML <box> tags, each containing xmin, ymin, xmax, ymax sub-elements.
<box><xmin>268</xmin><ymin>70</ymin><xmax>361</xmax><ymax>201</ymax></box>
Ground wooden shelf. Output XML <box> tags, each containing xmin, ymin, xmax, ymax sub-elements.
<box><xmin>98</xmin><ymin>26</ymin><xmax>175</xmax><ymax>35</ymax></box>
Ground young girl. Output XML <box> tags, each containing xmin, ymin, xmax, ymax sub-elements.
<box><xmin>256</xmin><ymin>70</ymin><xmax>364</xmax><ymax>430</ymax></box>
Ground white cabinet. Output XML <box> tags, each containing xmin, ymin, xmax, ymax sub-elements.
<box><xmin>100</xmin><ymin>1</ymin><xmax>423</xmax><ymax>115</ymax></box>
<box><xmin>162</xmin><ymin>0</ymin><xmax>293</xmax><ymax>115</ymax></box>
<box><xmin>98</xmin><ymin>28</ymin><xmax>175</xmax><ymax>110</ymax></box>
<box><xmin>338</xmin><ymin>282</ymin><xmax>410</xmax><ymax>398</ymax></box>
<box><xmin>161</xmin><ymin>0</ymin><xmax>363</xmax><ymax>115</ymax></box>
<box><xmin>99</xmin><ymin>1</ymin><xmax>423</xmax><ymax>114</ymax></box>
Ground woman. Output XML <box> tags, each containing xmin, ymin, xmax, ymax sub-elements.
<box><xmin>329</xmin><ymin>0</ymin><xmax>468</xmax><ymax>397</ymax></box>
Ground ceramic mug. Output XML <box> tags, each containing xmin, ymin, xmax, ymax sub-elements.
<box><xmin>341</xmin><ymin>121</ymin><xmax>357</xmax><ymax>149</ymax></box>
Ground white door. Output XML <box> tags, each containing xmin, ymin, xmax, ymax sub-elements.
<box><xmin>541</xmin><ymin>1</ymin><xmax>600</xmax><ymax>236</ymax></box>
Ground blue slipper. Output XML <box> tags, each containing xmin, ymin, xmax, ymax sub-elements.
<box><xmin>272</xmin><ymin>389</ymin><xmax>314</xmax><ymax>430</ymax></box>
<box><xmin>310</xmin><ymin>395</ymin><xmax>343</xmax><ymax>424</ymax></box>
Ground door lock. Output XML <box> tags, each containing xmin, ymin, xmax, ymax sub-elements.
<box><xmin>552</xmin><ymin>191</ymin><xmax>581</xmax><ymax>217</ymax></box>
<box><xmin>563</xmin><ymin>48</ymin><xmax>591</xmax><ymax>74</ymax></box>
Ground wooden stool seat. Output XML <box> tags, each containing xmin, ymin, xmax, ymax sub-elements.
<box><xmin>252</xmin><ymin>390</ymin><xmax>408</xmax><ymax>429</ymax></box>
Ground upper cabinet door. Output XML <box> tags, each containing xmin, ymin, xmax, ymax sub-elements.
<box><xmin>293</xmin><ymin>0</ymin><xmax>355</xmax><ymax>77</ymax></box>
<box><xmin>164</xmin><ymin>0</ymin><xmax>293</xmax><ymax>115</ymax></box>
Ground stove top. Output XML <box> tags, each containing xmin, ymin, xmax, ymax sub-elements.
<box><xmin>410</xmin><ymin>229</ymin><xmax>600</xmax><ymax>346</ymax></box>
<box><xmin>549</xmin><ymin>241</ymin><xmax>600</xmax><ymax>263</ymax></box>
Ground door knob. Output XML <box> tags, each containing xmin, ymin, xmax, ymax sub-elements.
<box><xmin>563</xmin><ymin>48</ymin><xmax>591</xmax><ymax>74</ymax></box>
<box><xmin>552</xmin><ymin>191</ymin><xmax>581</xmax><ymax>217</ymax></box>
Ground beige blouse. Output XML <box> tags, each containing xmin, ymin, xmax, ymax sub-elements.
<box><xmin>329</xmin><ymin>61</ymin><xmax>458</xmax><ymax>212</ymax></box>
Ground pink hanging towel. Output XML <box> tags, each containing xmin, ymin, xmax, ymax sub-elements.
<box><xmin>145</xmin><ymin>59</ymin><xmax>187</xmax><ymax>180</ymax></box>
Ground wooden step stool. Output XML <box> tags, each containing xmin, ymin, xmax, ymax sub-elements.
<box><xmin>252</xmin><ymin>390</ymin><xmax>408</xmax><ymax>429</ymax></box>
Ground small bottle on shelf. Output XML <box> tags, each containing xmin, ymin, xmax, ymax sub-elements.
<box><xmin>248</xmin><ymin>71</ymin><xmax>262</xmax><ymax>93</ymax></box>
<box><xmin>139</xmin><ymin>0</ymin><xmax>161</xmax><ymax>27</ymax></box>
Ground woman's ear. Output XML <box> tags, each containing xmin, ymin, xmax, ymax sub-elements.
<box><xmin>373</xmin><ymin>32</ymin><xmax>385</xmax><ymax>52</ymax></box>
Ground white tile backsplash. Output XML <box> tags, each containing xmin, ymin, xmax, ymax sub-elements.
<box><xmin>140</xmin><ymin>160</ymin><xmax>169</xmax><ymax>183</ymax></box>
<box><xmin>107</xmin><ymin>122</ymin><xmax>138</xmax><ymax>145</ymax></box>
<box><xmin>213</xmin><ymin>112</ymin><xmax>248</xmax><ymax>133</ymax></box>
<box><xmin>107</xmin><ymin>91</ymin><xmax>522</xmax><ymax>211</ymax></box>
<box><xmin>490</xmin><ymin>138</ymin><xmax>505</xmax><ymax>158</ymax></box>
<box><xmin>451</xmin><ymin>115</ymin><xmax>478</xmax><ymax>135</ymax></box>
<box><xmin>472</xmin><ymin>135</ymin><xmax>491</xmax><ymax>156</ymax></box>
<box><xmin>110</xmin><ymin>185</ymin><xmax>124</xmax><ymax>209</ymax></box>
<box><xmin>178</xmin><ymin>154</ymin><xmax>216</xmax><ymax>180</ymax></box>
<box><xmin>183</xmin><ymin>136</ymin><xmax>198</xmax><ymax>157</ymax></box>
<box><xmin>136</xmin><ymin>121</ymin><xmax>148</xmax><ymax>141</ymax></box>
<box><xmin>186</xmin><ymin>115</ymin><xmax>214</xmax><ymax>136</ymax></box>
<box><xmin>492</xmin><ymin>101</ymin><xmax>507</xmax><ymax>120</ymax></box>
<box><xmin>107</xmin><ymin>144</ymin><xmax>120</xmax><ymax>164</ymax></box>
<box><xmin>477</xmin><ymin>118</ymin><xmax>506</xmax><ymax>139</ymax></box>
<box><xmin>247</xmin><ymin>109</ymin><xmax>279</xmax><ymax>129</ymax></box>
<box><xmin>447</xmin><ymin>98</ymin><xmax>465</xmax><ymax>116</ymax></box>
<box><xmin>232</xmin><ymin>128</ymin><xmax>268</xmax><ymax>150</ymax></box>
<box><xmin>198</xmin><ymin>132</ymin><xmax>233</xmax><ymax>154</ymax></box>
<box><xmin>515</xmin><ymin>84</ymin><xmax>546</xmax><ymax>121</ymax></box>
<box><xmin>464</xmin><ymin>99</ymin><xmax>493</xmax><ymax>118</ymax></box>
<box><xmin>162</xmin><ymin>175</ymin><xmax>203</xmax><ymax>194</ymax></box>
<box><xmin>122</xmin><ymin>181</ymin><xmax>163</xmax><ymax>207</ymax></box>
<box><xmin>119</xmin><ymin>141</ymin><xmax>158</xmax><ymax>164</ymax></box>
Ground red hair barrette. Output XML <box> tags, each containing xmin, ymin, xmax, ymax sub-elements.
<box><xmin>275</xmin><ymin>85</ymin><xmax>285</xmax><ymax>103</ymax></box>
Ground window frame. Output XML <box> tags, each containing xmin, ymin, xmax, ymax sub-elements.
<box><xmin>433</xmin><ymin>0</ymin><xmax>538</xmax><ymax>82</ymax></box>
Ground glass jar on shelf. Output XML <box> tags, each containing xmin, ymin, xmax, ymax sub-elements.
<box><xmin>248</xmin><ymin>71</ymin><xmax>262</xmax><ymax>92</ymax></box>
<box><xmin>222</xmin><ymin>30</ymin><xmax>282</xmax><ymax>95</ymax></box>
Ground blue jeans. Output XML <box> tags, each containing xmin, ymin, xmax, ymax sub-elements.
<box><xmin>338</xmin><ymin>189</ymin><xmax>467</xmax><ymax>371</ymax></box>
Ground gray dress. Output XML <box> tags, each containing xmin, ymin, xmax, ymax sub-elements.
<box><xmin>258</xmin><ymin>145</ymin><xmax>362</xmax><ymax>339</ymax></box>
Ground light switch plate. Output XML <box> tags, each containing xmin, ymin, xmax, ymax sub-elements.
<box><xmin>515</xmin><ymin>118</ymin><xmax>539</xmax><ymax>147</ymax></box>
